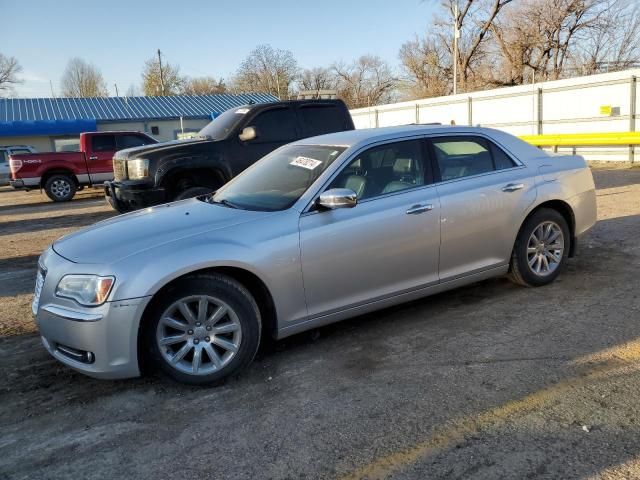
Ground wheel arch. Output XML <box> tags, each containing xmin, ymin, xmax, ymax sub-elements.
<box><xmin>521</xmin><ymin>199</ymin><xmax>577</xmax><ymax>257</ymax></box>
<box><xmin>158</xmin><ymin>165</ymin><xmax>227</xmax><ymax>199</ymax></box>
<box><xmin>137</xmin><ymin>265</ymin><xmax>278</xmax><ymax>373</ymax></box>
<box><xmin>40</xmin><ymin>168</ymin><xmax>79</xmax><ymax>188</ymax></box>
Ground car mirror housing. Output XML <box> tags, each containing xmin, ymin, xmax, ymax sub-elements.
<box><xmin>239</xmin><ymin>126</ymin><xmax>257</xmax><ymax>142</ymax></box>
<box><xmin>318</xmin><ymin>188</ymin><xmax>357</xmax><ymax>209</ymax></box>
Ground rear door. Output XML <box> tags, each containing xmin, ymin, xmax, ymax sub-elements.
<box><xmin>296</xmin><ymin>103</ymin><xmax>352</xmax><ymax>138</ymax></box>
<box><xmin>430</xmin><ymin>134</ymin><xmax>536</xmax><ymax>280</ymax></box>
<box><xmin>87</xmin><ymin>134</ymin><xmax>117</xmax><ymax>184</ymax></box>
<box><xmin>229</xmin><ymin>106</ymin><xmax>299</xmax><ymax>174</ymax></box>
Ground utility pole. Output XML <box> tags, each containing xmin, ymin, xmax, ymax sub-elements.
<box><xmin>157</xmin><ymin>48</ymin><xmax>165</xmax><ymax>95</ymax></box>
<box><xmin>49</xmin><ymin>80</ymin><xmax>55</xmax><ymax>98</ymax></box>
<box><xmin>453</xmin><ymin>3</ymin><xmax>460</xmax><ymax>96</ymax></box>
<box><xmin>114</xmin><ymin>83</ymin><xmax>119</xmax><ymax>97</ymax></box>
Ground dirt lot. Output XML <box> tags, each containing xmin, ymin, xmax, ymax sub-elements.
<box><xmin>1</xmin><ymin>166</ymin><xmax>640</xmax><ymax>480</ymax></box>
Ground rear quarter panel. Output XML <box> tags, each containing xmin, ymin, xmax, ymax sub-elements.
<box><xmin>11</xmin><ymin>151</ymin><xmax>86</xmax><ymax>181</ymax></box>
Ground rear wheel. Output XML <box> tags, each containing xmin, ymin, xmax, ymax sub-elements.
<box><xmin>44</xmin><ymin>174</ymin><xmax>76</xmax><ymax>202</ymax></box>
<box><xmin>509</xmin><ymin>208</ymin><xmax>570</xmax><ymax>287</ymax></box>
<box><xmin>145</xmin><ymin>274</ymin><xmax>261</xmax><ymax>385</ymax></box>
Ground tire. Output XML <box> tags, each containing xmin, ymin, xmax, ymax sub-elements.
<box><xmin>174</xmin><ymin>186</ymin><xmax>214</xmax><ymax>201</ymax></box>
<box><xmin>44</xmin><ymin>174</ymin><xmax>76</xmax><ymax>202</ymax></box>
<box><xmin>144</xmin><ymin>273</ymin><xmax>261</xmax><ymax>386</ymax></box>
<box><xmin>509</xmin><ymin>208</ymin><xmax>570</xmax><ymax>287</ymax></box>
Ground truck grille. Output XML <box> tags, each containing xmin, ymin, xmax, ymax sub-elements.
<box><xmin>113</xmin><ymin>158</ymin><xmax>127</xmax><ymax>181</ymax></box>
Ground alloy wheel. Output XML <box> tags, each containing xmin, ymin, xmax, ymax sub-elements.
<box><xmin>526</xmin><ymin>221</ymin><xmax>564</xmax><ymax>277</ymax></box>
<box><xmin>156</xmin><ymin>295</ymin><xmax>242</xmax><ymax>375</ymax></box>
<box><xmin>51</xmin><ymin>179</ymin><xmax>71</xmax><ymax>198</ymax></box>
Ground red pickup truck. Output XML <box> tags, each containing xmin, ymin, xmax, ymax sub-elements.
<box><xmin>9</xmin><ymin>131</ymin><xmax>157</xmax><ymax>202</ymax></box>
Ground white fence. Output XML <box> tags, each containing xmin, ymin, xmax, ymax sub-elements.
<box><xmin>350</xmin><ymin>69</ymin><xmax>640</xmax><ymax>161</ymax></box>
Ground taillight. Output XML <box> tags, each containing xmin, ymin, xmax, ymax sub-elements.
<box><xmin>9</xmin><ymin>159</ymin><xmax>23</xmax><ymax>173</ymax></box>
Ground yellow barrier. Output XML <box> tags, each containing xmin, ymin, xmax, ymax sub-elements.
<box><xmin>519</xmin><ymin>132</ymin><xmax>640</xmax><ymax>147</ymax></box>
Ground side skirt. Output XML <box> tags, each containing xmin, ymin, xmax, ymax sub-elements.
<box><xmin>276</xmin><ymin>264</ymin><xmax>509</xmax><ymax>339</ymax></box>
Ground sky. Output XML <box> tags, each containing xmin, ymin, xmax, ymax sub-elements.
<box><xmin>2</xmin><ymin>0</ymin><xmax>438</xmax><ymax>98</ymax></box>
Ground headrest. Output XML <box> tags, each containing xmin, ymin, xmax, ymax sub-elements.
<box><xmin>393</xmin><ymin>158</ymin><xmax>412</xmax><ymax>175</ymax></box>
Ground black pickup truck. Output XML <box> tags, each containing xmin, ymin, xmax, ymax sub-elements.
<box><xmin>105</xmin><ymin>99</ymin><xmax>354</xmax><ymax>211</ymax></box>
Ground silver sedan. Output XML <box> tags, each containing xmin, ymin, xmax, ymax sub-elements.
<box><xmin>33</xmin><ymin>125</ymin><xmax>597</xmax><ymax>384</ymax></box>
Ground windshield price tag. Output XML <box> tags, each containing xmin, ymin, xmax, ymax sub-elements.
<box><xmin>290</xmin><ymin>156</ymin><xmax>322</xmax><ymax>170</ymax></box>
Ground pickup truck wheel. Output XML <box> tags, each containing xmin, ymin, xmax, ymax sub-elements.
<box><xmin>145</xmin><ymin>273</ymin><xmax>261</xmax><ymax>386</ymax></box>
<box><xmin>44</xmin><ymin>174</ymin><xmax>76</xmax><ymax>202</ymax></box>
<box><xmin>174</xmin><ymin>186</ymin><xmax>214</xmax><ymax>201</ymax></box>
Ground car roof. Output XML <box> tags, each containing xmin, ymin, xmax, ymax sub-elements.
<box><xmin>294</xmin><ymin>124</ymin><xmax>509</xmax><ymax>149</ymax></box>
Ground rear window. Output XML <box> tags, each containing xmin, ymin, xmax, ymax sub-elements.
<box><xmin>92</xmin><ymin>135</ymin><xmax>116</xmax><ymax>152</ymax></box>
<box><xmin>116</xmin><ymin>134</ymin><xmax>154</xmax><ymax>150</ymax></box>
<box><xmin>299</xmin><ymin>105</ymin><xmax>347</xmax><ymax>137</ymax></box>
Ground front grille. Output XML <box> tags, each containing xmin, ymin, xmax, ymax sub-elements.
<box><xmin>113</xmin><ymin>158</ymin><xmax>127</xmax><ymax>181</ymax></box>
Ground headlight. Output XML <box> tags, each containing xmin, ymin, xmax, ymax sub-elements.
<box><xmin>55</xmin><ymin>275</ymin><xmax>115</xmax><ymax>306</ymax></box>
<box><xmin>127</xmin><ymin>159</ymin><xmax>149</xmax><ymax>179</ymax></box>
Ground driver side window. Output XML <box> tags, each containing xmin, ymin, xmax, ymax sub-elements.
<box><xmin>328</xmin><ymin>139</ymin><xmax>428</xmax><ymax>200</ymax></box>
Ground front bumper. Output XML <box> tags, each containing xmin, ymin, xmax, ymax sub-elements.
<box><xmin>34</xmin><ymin>248</ymin><xmax>152</xmax><ymax>379</ymax></box>
<box><xmin>105</xmin><ymin>180</ymin><xmax>166</xmax><ymax>212</ymax></box>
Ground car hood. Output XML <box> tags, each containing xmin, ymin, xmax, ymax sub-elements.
<box><xmin>116</xmin><ymin>138</ymin><xmax>215</xmax><ymax>160</ymax></box>
<box><xmin>53</xmin><ymin>198</ymin><xmax>274</xmax><ymax>264</ymax></box>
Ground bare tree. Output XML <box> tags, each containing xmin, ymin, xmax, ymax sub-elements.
<box><xmin>233</xmin><ymin>44</ymin><xmax>298</xmax><ymax>98</ymax></box>
<box><xmin>333</xmin><ymin>55</ymin><xmax>397</xmax><ymax>108</ymax></box>
<box><xmin>141</xmin><ymin>57</ymin><xmax>184</xmax><ymax>96</ymax></box>
<box><xmin>60</xmin><ymin>58</ymin><xmax>108</xmax><ymax>97</ymax></box>
<box><xmin>182</xmin><ymin>76</ymin><xmax>227</xmax><ymax>95</ymax></box>
<box><xmin>0</xmin><ymin>53</ymin><xmax>22</xmax><ymax>96</ymax></box>
<box><xmin>300</xmin><ymin>67</ymin><xmax>338</xmax><ymax>92</ymax></box>
<box><xmin>399</xmin><ymin>34</ymin><xmax>450</xmax><ymax>98</ymax></box>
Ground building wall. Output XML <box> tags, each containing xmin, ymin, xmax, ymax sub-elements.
<box><xmin>0</xmin><ymin>118</ymin><xmax>212</xmax><ymax>153</ymax></box>
<box><xmin>97</xmin><ymin>118</ymin><xmax>210</xmax><ymax>142</ymax></box>
<box><xmin>350</xmin><ymin>69</ymin><xmax>640</xmax><ymax>162</ymax></box>
<box><xmin>0</xmin><ymin>135</ymin><xmax>54</xmax><ymax>152</ymax></box>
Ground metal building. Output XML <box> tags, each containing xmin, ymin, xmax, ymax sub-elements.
<box><xmin>0</xmin><ymin>93</ymin><xmax>277</xmax><ymax>152</ymax></box>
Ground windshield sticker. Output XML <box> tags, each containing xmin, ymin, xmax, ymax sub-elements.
<box><xmin>235</xmin><ymin>108</ymin><xmax>250</xmax><ymax>114</ymax></box>
<box><xmin>290</xmin><ymin>156</ymin><xmax>323</xmax><ymax>170</ymax></box>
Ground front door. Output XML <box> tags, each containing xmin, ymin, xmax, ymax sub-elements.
<box><xmin>230</xmin><ymin>106</ymin><xmax>299</xmax><ymax>175</ymax></box>
<box><xmin>430</xmin><ymin>135</ymin><xmax>537</xmax><ymax>280</ymax></box>
<box><xmin>299</xmin><ymin>138</ymin><xmax>441</xmax><ymax>317</ymax></box>
<box><xmin>87</xmin><ymin>134</ymin><xmax>117</xmax><ymax>184</ymax></box>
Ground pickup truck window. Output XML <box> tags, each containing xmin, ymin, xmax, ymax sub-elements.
<box><xmin>116</xmin><ymin>135</ymin><xmax>153</xmax><ymax>150</ymax></box>
<box><xmin>299</xmin><ymin>105</ymin><xmax>346</xmax><ymax>137</ymax></box>
<box><xmin>92</xmin><ymin>135</ymin><xmax>116</xmax><ymax>152</ymax></box>
<box><xmin>251</xmin><ymin>108</ymin><xmax>297</xmax><ymax>143</ymax></box>
<box><xmin>198</xmin><ymin>108</ymin><xmax>246</xmax><ymax>141</ymax></box>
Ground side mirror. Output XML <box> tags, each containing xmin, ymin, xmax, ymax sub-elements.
<box><xmin>318</xmin><ymin>188</ymin><xmax>357</xmax><ymax>210</ymax></box>
<box><xmin>239</xmin><ymin>126</ymin><xmax>257</xmax><ymax>142</ymax></box>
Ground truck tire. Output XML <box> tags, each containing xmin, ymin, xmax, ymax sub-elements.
<box><xmin>174</xmin><ymin>186</ymin><xmax>214</xmax><ymax>201</ymax></box>
<box><xmin>44</xmin><ymin>174</ymin><xmax>76</xmax><ymax>202</ymax></box>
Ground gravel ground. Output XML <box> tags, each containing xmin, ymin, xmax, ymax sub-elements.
<box><xmin>1</xmin><ymin>165</ymin><xmax>639</xmax><ymax>480</ymax></box>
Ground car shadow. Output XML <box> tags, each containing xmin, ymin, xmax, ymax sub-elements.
<box><xmin>0</xmin><ymin>209</ymin><xmax>115</xmax><ymax>237</ymax></box>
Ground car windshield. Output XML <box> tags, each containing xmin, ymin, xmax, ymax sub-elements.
<box><xmin>208</xmin><ymin>144</ymin><xmax>347</xmax><ymax>211</ymax></box>
<box><xmin>197</xmin><ymin>107</ymin><xmax>250</xmax><ymax>141</ymax></box>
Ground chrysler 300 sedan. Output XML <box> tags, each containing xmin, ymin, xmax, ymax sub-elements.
<box><xmin>33</xmin><ymin>125</ymin><xmax>597</xmax><ymax>384</ymax></box>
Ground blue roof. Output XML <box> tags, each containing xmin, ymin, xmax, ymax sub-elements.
<box><xmin>0</xmin><ymin>93</ymin><xmax>278</xmax><ymax>123</ymax></box>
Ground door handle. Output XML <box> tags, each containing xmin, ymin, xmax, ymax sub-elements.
<box><xmin>406</xmin><ymin>204</ymin><xmax>434</xmax><ymax>215</ymax></box>
<box><xmin>89</xmin><ymin>156</ymin><xmax>98</xmax><ymax>160</ymax></box>
<box><xmin>502</xmin><ymin>183</ymin><xmax>524</xmax><ymax>192</ymax></box>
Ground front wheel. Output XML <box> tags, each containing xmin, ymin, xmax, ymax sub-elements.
<box><xmin>145</xmin><ymin>274</ymin><xmax>261</xmax><ymax>385</ymax></box>
<box><xmin>509</xmin><ymin>208</ymin><xmax>570</xmax><ymax>287</ymax></box>
<box><xmin>44</xmin><ymin>174</ymin><xmax>76</xmax><ymax>202</ymax></box>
